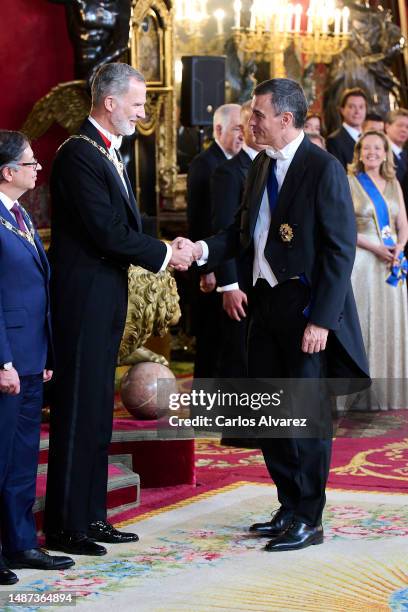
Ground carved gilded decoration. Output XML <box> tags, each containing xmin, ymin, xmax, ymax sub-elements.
<box><xmin>21</xmin><ymin>81</ymin><xmax>90</xmax><ymax>139</ymax></box>
<box><xmin>131</xmin><ymin>0</ymin><xmax>178</xmax><ymax>207</ymax></box>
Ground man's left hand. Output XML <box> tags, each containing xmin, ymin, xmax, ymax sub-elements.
<box><xmin>301</xmin><ymin>323</ymin><xmax>328</xmax><ymax>354</ymax></box>
<box><xmin>43</xmin><ymin>369</ymin><xmax>53</xmax><ymax>382</ymax></box>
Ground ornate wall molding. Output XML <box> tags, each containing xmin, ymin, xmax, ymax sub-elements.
<box><xmin>131</xmin><ymin>0</ymin><xmax>178</xmax><ymax>208</ymax></box>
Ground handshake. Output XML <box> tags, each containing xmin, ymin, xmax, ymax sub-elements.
<box><xmin>169</xmin><ymin>237</ymin><xmax>204</xmax><ymax>271</ymax></box>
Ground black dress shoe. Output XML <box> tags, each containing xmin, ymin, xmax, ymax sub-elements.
<box><xmin>264</xmin><ymin>520</ymin><xmax>324</xmax><ymax>551</ymax></box>
<box><xmin>249</xmin><ymin>507</ymin><xmax>294</xmax><ymax>537</ymax></box>
<box><xmin>7</xmin><ymin>548</ymin><xmax>75</xmax><ymax>570</ymax></box>
<box><xmin>46</xmin><ymin>532</ymin><xmax>107</xmax><ymax>556</ymax></box>
<box><xmin>88</xmin><ymin>520</ymin><xmax>139</xmax><ymax>544</ymax></box>
<box><xmin>0</xmin><ymin>556</ymin><xmax>18</xmax><ymax>585</ymax></box>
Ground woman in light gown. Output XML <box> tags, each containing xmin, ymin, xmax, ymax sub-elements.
<box><xmin>348</xmin><ymin>130</ymin><xmax>408</xmax><ymax>409</ymax></box>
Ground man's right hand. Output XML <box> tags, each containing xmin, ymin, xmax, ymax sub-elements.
<box><xmin>223</xmin><ymin>289</ymin><xmax>248</xmax><ymax>321</ymax></box>
<box><xmin>0</xmin><ymin>367</ymin><xmax>20</xmax><ymax>395</ymax></box>
<box><xmin>169</xmin><ymin>238</ymin><xmax>196</xmax><ymax>271</ymax></box>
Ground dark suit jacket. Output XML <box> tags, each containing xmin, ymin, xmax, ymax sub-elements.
<box><xmin>205</xmin><ymin>137</ymin><xmax>369</xmax><ymax>381</ymax></box>
<box><xmin>48</xmin><ymin>119</ymin><xmax>167</xmax><ymax>366</ymax></box>
<box><xmin>210</xmin><ymin>149</ymin><xmax>252</xmax><ymax>288</ymax></box>
<box><xmin>393</xmin><ymin>151</ymin><xmax>408</xmax><ymax>209</ymax></box>
<box><xmin>0</xmin><ymin>199</ymin><xmax>50</xmax><ymax>375</ymax></box>
<box><xmin>187</xmin><ymin>141</ymin><xmax>227</xmax><ymax>242</ymax></box>
<box><xmin>326</xmin><ymin>126</ymin><xmax>357</xmax><ymax>169</ymax></box>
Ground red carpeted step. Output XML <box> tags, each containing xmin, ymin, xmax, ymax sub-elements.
<box><xmin>33</xmin><ymin>462</ymin><xmax>140</xmax><ymax>532</ymax></box>
<box><xmin>40</xmin><ymin>420</ymin><xmax>196</xmax><ymax>487</ymax></box>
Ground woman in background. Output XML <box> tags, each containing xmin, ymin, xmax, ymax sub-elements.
<box><xmin>348</xmin><ymin>130</ymin><xmax>408</xmax><ymax>409</ymax></box>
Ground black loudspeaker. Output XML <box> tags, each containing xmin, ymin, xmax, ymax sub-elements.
<box><xmin>180</xmin><ymin>56</ymin><xmax>226</xmax><ymax>127</ymax></box>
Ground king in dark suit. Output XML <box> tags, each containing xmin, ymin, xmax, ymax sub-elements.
<box><xmin>44</xmin><ymin>63</ymin><xmax>194</xmax><ymax>556</ymax></box>
<box><xmin>326</xmin><ymin>88</ymin><xmax>367</xmax><ymax>169</ymax></box>
<box><xmin>0</xmin><ymin>131</ymin><xmax>74</xmax><ymax>583</ymax></box>
<box><xmin>192</xmin><ymin>79</ymin><xmax>369</xmax><ymax>551</ymax></box>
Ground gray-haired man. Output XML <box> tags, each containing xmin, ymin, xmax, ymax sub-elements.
<box><xmin>44</xmin><ymin>63</ymin><xmax>194</xmax><ymax>556</ymax></box>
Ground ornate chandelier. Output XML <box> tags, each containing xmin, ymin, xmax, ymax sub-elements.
<box><xmin>174</xmin><ymin>0</ymin><xmax>351</xmax><ymax>73</ymax></box>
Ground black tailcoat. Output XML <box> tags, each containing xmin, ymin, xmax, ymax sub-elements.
<box><xmin>326</xmin><ymin>126</ymin><xmax>357</xmax><ymax>169</ymax></box>
<box><xmin>206</xmin><ymin>136</ymin><xmax>369</xmax><ymax>382</ymax></box>
<box><xmin>210</xmin><ymin>148</ymin><xmax>253</xmax><ymax>377</ymax></box>
<box><xmin>187</xmin><ymin>141</ymin><xmax>227</xmax><ymax>378</ymax></box>
<box><xmin>205</xmin><ymin>136</ymin><xmax>369</xmax><ymax>525</ymax></box>
<box><xmin>211</xmin><ymin>148</ymin><xmax>252</xmax><ymax>288</ymax></box>
<box><xmin>45</xmin><ymin>119</ymin><xmax>167</xmax><ymax>532</ymax></box>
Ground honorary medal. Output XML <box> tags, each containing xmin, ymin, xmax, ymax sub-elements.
<box><xmin>279</xmin><ymin>223</ymin><xmax>294</xmax><ymax>243</ymax></box>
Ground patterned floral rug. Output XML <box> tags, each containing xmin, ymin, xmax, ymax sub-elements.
<box><xmin>2</xmin><ymin>483</ymin><xmax>407</xmax><ymax>611</ymax></box>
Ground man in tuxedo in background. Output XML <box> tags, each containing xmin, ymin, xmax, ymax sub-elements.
<box><xmin>191</xmin><ymin>79</ymin><xmax>369</xmax><ymax>551</ymax></box>
<box><xmin>187</xmin><ymin>103</ymin><xmax>243</xmax><ymax>378</ymax></box>
<box><xmin>0</xmin><ymin>131</ymin><xmax>74</xmax><ymax>584</ymax></box>
<box><xmin>385</xmin><ymin>108</ymin><xmax>408</xmax><ymax>214</ymax></box>
<box><xmin>210</xmin><ymin>101</ymin><xmax>265</xmax><ymax>377</ymax></box>
<box><xmin>45</xmin><ymin>63</ymin><xmax>194</xmax><ymax>556</ymax></box>
<box><xmin>326</xmin><ymin>88</ymin><xmax>367</xmax><ymax>169</ymax></box>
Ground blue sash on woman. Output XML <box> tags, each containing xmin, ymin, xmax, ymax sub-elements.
<box><xmin>356</xmin><ymin>172</ymin><xmax>407</xmax><ymax>287</ymax></box>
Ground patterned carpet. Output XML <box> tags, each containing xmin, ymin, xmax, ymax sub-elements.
<box><xmin>2</xmin><ymin>484</ymin><xmax>407</xmax><ymax>611</ymax></box>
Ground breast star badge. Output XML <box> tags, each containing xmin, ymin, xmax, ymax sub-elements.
<box><xmin>279</xmin><ymin>223</ymin><xmax>294</xmax><ymax>243</ymax></box>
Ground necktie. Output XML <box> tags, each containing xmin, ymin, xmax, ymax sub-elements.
<box><xmin>11</xmin><ymin>203</ymin><xmax>27</xmax><ymax>232</ymax></box>
<box><xmin>266</xmin><ymin>159</ymin><xmax>279</xmax><ymax>216</ymax></box>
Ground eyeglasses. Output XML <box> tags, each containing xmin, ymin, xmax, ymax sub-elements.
<box><xmin>16</xmin><ymin>160</ymin><xmax>40</xmax><ymax>170</ymax></box>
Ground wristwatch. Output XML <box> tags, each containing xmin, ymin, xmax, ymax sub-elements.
<box><xmin>0</xmin><ymin>362</ymin><xmax>13</xmax><ymax>371</ymax></box>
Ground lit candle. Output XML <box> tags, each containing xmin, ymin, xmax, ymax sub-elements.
<box><xmin>334</xmin><ymin>8</ymin><xmax>341</xmax><ymax>35</ymax></box>
<box><xmin>199</xmin><ymin>0</ymin><xmax>207</xmax><ymax>18</ymax></box>
<box><xmin>294</xmin><ymin>4</ymin><xmax>302</xmax><ymax>33</ymax></box>
<box><xmin>265</xmin><ymin>15</ymin><xmax>272</xmax><ymax>32</ymax></box>
<box><xmin>342</xmin><ymin>6</ymin><xmax>350</xmax><ymax>34</ymax></box>
<box><xmin>214</xmin><ymin>9</ymin><xmax>225</xmax><ymax>35</ymax></box>
<box><xmin>306</xmin><ymin>8</ymin><xmax>313</xmax><ymax>33</ymax></box>
<box><xmin>277</xmin><ymin>5</ymin><xmax>285</xmax><ymax>32</ymax></box>
<box><xmin>322</xmin><ymin>9</ymin><xmax>329</xmax><ymax>34</ymax></box>
<box><xmin>233</xmin><ymin>0</ymin><xmax>241</xmax><ymax>28</ymax></box>
<box><xmin>286</xmin><ymin>4</ymin><xmax>294</xmax><ymax>32</ymax></box>
<box><xmin>249</xmin><ymin>2</ymin><xmax>257</xmax><ymax>30</ymax></box>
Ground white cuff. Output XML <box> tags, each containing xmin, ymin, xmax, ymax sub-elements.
<box><xmin>196</xmin><ymin>240</ymin><xmax>209</xmax><ymax>266</ymax></box>
<box><xmin>160</xmin><ymin>242</ymin><xmax>172</xmax><ymax>271</ymax></box>
<box><xmin>217</xmin><ymin>283</ymin><xmax>239</xmax><ymax>292</ymax></box>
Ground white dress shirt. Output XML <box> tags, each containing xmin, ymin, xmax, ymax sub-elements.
<box><xmin>88</xmin><ymin>116</ymin><xmax>128</xmax><ymax>194</ymax></box>
<box><xmin>252</xmin><ymin>130</ymin><xmax>304</xmax><ymax>288</ymax></box>
<box><xmin>0</xmin><ymin>192</ymin><xmax>28</xmax><ymax>231</ymax></box>
<box><xmin>342</xmin><ymin>122</ymin><xmax>361</xmax><ymax>142</ymax></box>
<box><xmin>390</xmin><ymin>141</ymin><xmax>403</xmax><ymax>158</ymax></box>
<box><xmin>87</xmin><ymin>117</ymin><xmax>171</xmax><ymax>272</ymax></box>
<box><xmin>198</xmin><ymin>131</ymin><xmax>305</xmax><ymax>289</ymax></box>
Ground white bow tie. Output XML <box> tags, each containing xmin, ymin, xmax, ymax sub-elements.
<box><xmin>265</xmin><ymin>148</ymin><xmax>288</xmax><ymax>161</ymax></box>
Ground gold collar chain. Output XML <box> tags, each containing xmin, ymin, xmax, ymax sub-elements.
<box><xmin>58</xmin><ymin>135</ymin><xmax>125</xmax><ymax>179</ymax></box>
<box><xmin>0</xmin><ymin>206</ymin><xmax>36</xmax><ymax>246</ymax></box>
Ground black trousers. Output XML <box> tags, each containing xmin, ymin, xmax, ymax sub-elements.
<box><xmin>248</xmin><ymin>279</ymin><xmax>332</xmax><ymax>526</ymax></box>
<box><xmin>44</xmin><ymin>266</ymin><xmax>128</xmax><ymax>533</ymax></box>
